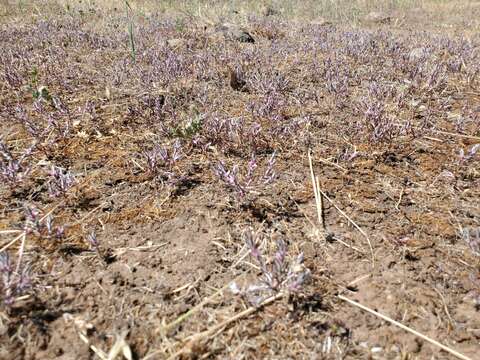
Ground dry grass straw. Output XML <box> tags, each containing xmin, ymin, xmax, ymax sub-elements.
<box><xmin>338</xmin><ymin>294</ymin><xmax>473</xmax><ymax>360</ymax></box>
<box><xmin>160</xmin><ymin>292</ymin><xmax>285</xmax><ymax>360</ymax></box>
<box><xmin>64</xmin><ymin>313</ymin><xmax>110</xmax><ymax>360</ymax></box>
<box><xmin>66</xmin><ymin>313</ymin><xmax>133</xmax><ymax>360</ymax></box>
<box><xmin>0</xmin><ymin>201</ymin><xmax>63</xmax><ymax>253</ymax></box>
<box><xmin>157</xmin><ymin>281</ymin><xmax>231</xmax><ymax>336</ymax></box>
<box><xmin>0</xmin><ymin>171</ymin><xmax>96</xmax><ymax>254</ymax></box>
<box><xmin>308</xmin><ymin>151</ymin><xmax>325</xmax><ymax>231</ymax></box>
<box><xmin>308</xmin><ymin>150</ymin><xmax>375</xmax><ymax>267</ymax></box>
<box><xmin>151</xmin><ymin>229</ymin><xmax>288</xmax><ymax>358</ymax></box>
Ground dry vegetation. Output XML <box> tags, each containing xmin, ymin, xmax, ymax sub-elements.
<box><xmin>1</xmin><ymin>0</ymin><xmax>480</xmax><ymax>359</ymax></box>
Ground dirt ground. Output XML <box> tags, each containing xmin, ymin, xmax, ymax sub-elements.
<box><xmin>0</xmin><ymin>1</ymin><xmax>479</xmax><ymax>359</ymax></box>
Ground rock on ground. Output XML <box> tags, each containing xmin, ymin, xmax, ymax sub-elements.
<box><xmin>217</xmin><ymin>23</ymin><xmax>255</xmax><ymax>43</ymax></box>
<box><xmin>364</xmin><ymin>11</ymin><xmax>392</xmax><ymax>24</ymax></box>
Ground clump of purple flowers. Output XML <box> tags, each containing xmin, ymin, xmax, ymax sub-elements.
<box><xmin>86</xmin><ymin>230</ymin><xmax>100</xmax><ymax>252</ymax></box>
<box><xmin>230</xmin><ymin>230</ymin><xmax>311</xmax><ymax>306</ymax></box>
<box><xmin>213</xmin><ymin>152</ymin><xmax>276</xmax><ymax>198</ymax></box>
<box><xmin>0</xmin><ymin>252</ymin><xmax>31</xmax><ymax>307</ymax></box>
<box><xmin>0</xmin><ymin>138</ymin><xmax>34</xmax><ymax>185</ymax></box>
<box><xmin>24</xmin><ymin>206</ymin><xmax>65</xmax><ymax>240</ymax></box>
<box><xmin>337</xmin><ymin>145</ymin><xmax>361</xmax><ymax>162</ymax></box>
<box><xmin>462</xmin><ymin>227</ymin><xmax>480</xmax><ymax>256</ymax></box>
<box><xmin>47</xmin><ymin>165</ymin><xmax>76</xmax><ymax>197</ymax></box>
<box><xmin>358</xmin><ymin>96</ymin><xmax>394</xmax><ymax>142</ymax></box>
<box><xmin>142</xmin><ymin>140</ymin><xmax>182</xmax><ymax>181</ymax></box>
<box><xmin>458</xmin><ymin>144</ymin><xmax>479</xmax><ymax>164</ymax></box>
